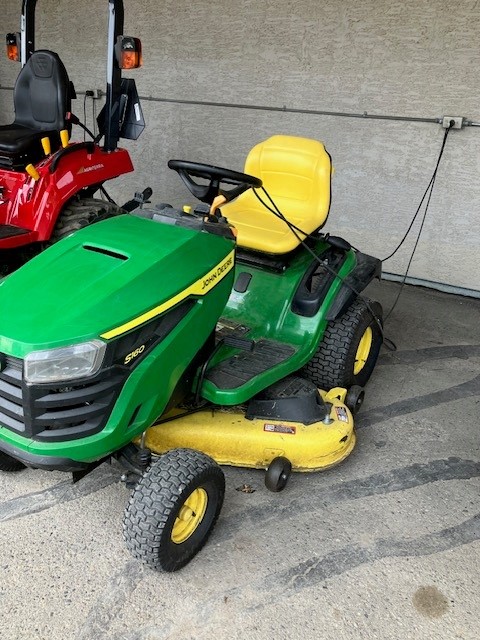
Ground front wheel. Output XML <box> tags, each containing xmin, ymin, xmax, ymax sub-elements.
<box><xmin>123</xmin><ymin>448</ymin><xmax>225</xmax><ymax>572</ymax></box>
<box><xmin>302</xmin><ymin>297</ymin><xmax>383</xmax><ymax>390</ymax></box>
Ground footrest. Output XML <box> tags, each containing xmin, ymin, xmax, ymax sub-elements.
<box><xmin>205</xmin><ymin>339</ymin><xmax>296</xmax><ymax>390</ymax></box>
<box><xmin>0</xmin><ymin>224</ymin><xmax>30</xmax><ymax>239</ymax></box>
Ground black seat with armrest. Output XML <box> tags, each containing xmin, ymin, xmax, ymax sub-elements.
<box><xmin>0</xmin><ymin>50</ymin><xmax>72</xmax><ymax>170</ymax></box>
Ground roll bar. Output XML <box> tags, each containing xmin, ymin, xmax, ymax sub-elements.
<box><xmin>19</xmin><ymin>0</ymin><xmax>130</xmax><ymax>152</ymax></box>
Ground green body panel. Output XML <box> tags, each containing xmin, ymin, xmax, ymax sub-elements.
<box><xmin>201</xmin><ymin>242</ymin><xmax>356</xmax><ymax>405</ymax></box>
<box><xmin>0</xmin><ymin>215</ymin><xmax>233</xmax><ymax>355</ymax></box>
<box><xmin>0</xmin><ymin>271</ymin><xmax>233</xmax><ymax>462</ymax></box>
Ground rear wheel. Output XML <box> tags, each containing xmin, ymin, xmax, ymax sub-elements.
<box><xmin>123</xmin><ymin>448</ymin><xmax>225</xmax><ymax>572</ymax></box>
<box><xmin>0</xmin><ymin>451</ymin><xmax>26</xmax><ymax>472</ymax></box>
<box><xmin>51</xmin><ymin>196</ymin><xmax>119</xmax><ymax>242</ymax></box>
<box><xmin>302</xmin><ymin>297</ymin><xmax>383</xmax><ymax>389</ymax></box>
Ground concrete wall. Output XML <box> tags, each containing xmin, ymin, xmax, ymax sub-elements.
<box><xmin>1</xmin><ymin>0</ymin><xmax>479</xmax><ymax>294</ymax></box>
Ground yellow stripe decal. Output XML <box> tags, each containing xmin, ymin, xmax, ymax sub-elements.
<box><xmin>100</xmin><ymin>250</ymin><xmax>235</xmax><ymax>340</ymax></box>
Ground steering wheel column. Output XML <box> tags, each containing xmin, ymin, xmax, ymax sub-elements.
<box><xmin>168</xmin><ymin>160</ymin><xmax>262</xmax><ymax>219</ymax></box>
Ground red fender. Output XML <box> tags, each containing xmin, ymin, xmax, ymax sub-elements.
<box><xmin>0</xmin><ymin>143</ymin><xmax>134</xmax><ymax>248</ymax></box>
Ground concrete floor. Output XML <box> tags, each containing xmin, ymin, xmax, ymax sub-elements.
<box><xmin>0</xmin><ymin>279</ymin><xmax>479</xmax><ymax>640</ymax></box>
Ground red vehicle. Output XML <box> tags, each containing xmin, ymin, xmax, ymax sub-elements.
<box><xmin>0</xmin><ymin>0</ymin><xmax>143</xmax><ymax>268</ymax></box>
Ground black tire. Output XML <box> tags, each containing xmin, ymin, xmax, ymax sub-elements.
<box><xmin>0</xmin><ymin>450</ymin><xmax>26</xmax><ymax>472</ymax></box>
<box><xmin>345</xmin><ymin>385</ymin><xmax>365</xmax><ymax>416</ymax></box>
<box><xmin>123</xmin><ymin>448</ymin><xmax>225</xmax><ymax>572</ymax></box>
<box><xmin>265</xmin><ymin>456</ymin><xmax>292</xmax><ymax>492</ymax></box>
<box><xmin>51</xmin><ymin>197</ymin><xmax>119</xmax><ymax>242</ymax></box>
<box><xmin>302</xmin><ymin>297</ymin><xmax>383</xmax><ymax>389</ymax></box>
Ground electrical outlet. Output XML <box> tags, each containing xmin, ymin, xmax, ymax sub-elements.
<box><xmin>86</xmin><ymin>89</ymin><xmax>102</xmax><ymax>99</ymax></box>
<box><xmin>442</xmin><ymin>116</ymin><xmax>464</xmax><ymax>129</ymax></box>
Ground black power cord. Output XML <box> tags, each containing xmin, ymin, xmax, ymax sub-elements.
<box><xmin>82</xmin><ymin>94</ymin><xmax>88</xmax><ymax>142</ymax></box>
<box><xmin>382</xmin><ymin>124</ymin><xmax>453</xmax><ymax>320</ymax></box>
<box><xmin>382</xmin><ymin>126</ymin><xmax>452</xmax><ymax>263</ymax></box>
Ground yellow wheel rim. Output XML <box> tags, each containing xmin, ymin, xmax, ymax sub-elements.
<box><xmin>171</xmin><ymin>488</ymin><xmax>208</xmax><ymax>544</ymax></box>
<box><xmin>354</xmin><ymin>326</ymin><xmax>373</xmax><ymax>375</ymax></box>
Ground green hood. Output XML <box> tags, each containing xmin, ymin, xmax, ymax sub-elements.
<box><xmin>0</xmin><ymin>215</ymin><xmax>233</xmax><ymax>357</ymax></box>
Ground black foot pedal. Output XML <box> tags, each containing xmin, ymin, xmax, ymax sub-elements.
<box><xmin>223</xmin><ymin>335</ymin><xmax>255</xmax><ymax>352</ymax></box>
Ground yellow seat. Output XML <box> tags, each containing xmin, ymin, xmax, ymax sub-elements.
<box><xmin>222</xmin><ymin>135</ymin><xmax>332</xmax><ymax>255</ymax></box>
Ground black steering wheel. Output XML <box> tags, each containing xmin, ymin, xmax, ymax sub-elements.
<box><xmin>168</xmin><ymin>160</ymin><xmax>262</xmax><ymax>206</ymax></box>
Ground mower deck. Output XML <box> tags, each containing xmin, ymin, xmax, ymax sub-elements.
<box><xmin>144</xmin><ymin>389</ymin><xmax>355</xmax><ymax>473</ymax></box>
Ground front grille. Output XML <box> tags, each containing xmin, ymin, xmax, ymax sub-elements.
<box><xmin>29</xmin><ymin>373</ymin><xmax>126</xmax><ymax>442</ymax></box>
<box><xmin>0</xmin><ymin>356</ymin><xmax>25</xmax><ymax>433</ymax></box>
<box><xmin>0</xmin><ymin>355</ymin><xmax>126</xmax><ymax>442</ymax></box>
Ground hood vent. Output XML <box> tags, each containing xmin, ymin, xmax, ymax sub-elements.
<box><xmin>83</xmin><ymin>245</ymin><xmax>128</xmax><ymax>261</ymax></box>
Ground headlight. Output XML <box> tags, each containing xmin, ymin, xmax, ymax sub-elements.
<box><xmin>25</xmin><ymin>340</ymin><xmax>106</xmax><ymax>384</ymax></box>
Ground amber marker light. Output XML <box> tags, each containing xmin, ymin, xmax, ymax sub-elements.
<box><xmin>116</xmin><ymin>36</ymin><xmax>142</xmax><ymax>69</ymax></box>
<box><xmin>6</xmin><ymin>33</ymin><xmax>20</xmax><ymax>61</ymax></box>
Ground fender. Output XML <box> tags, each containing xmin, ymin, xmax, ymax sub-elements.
<box><xmin>0</xmin><ymin>143</ymin><xmax>133</xmax><ymax>248</ymax></box>
<box><xmin>326</xmin><ymin>251</ymin><xmax>382</xmax><ymax>320</ymax></box>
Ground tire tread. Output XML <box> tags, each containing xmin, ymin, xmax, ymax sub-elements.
<box><xmin>123</xmin><ymin>448</ymin><xmax>224</xmax><ymax>571</ymax></box>
<box><xmin>51</xmin><ymin>197</ymin><xmax>119</xmax><ymax>242</ymax></box>
<box><xmin>302</xmin><ymin>297</ymin><xmax>382</xmax><ymax>389</ymax></box>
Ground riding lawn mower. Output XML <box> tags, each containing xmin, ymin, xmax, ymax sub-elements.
<box><xmin>0</xmin><ymin>130</ymin><xmax>383</xmax><ymax>571</ymax></box>
<box><xmin>0</xmin><ymin>0</ymin><xmax>144</xmax><ymax>270</ymax></box>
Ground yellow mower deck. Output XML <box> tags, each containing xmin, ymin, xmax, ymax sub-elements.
<box><xmin>143</xmin><ymin>389</ymin><xmax>356</xmax><ymax>473</ymax></box>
